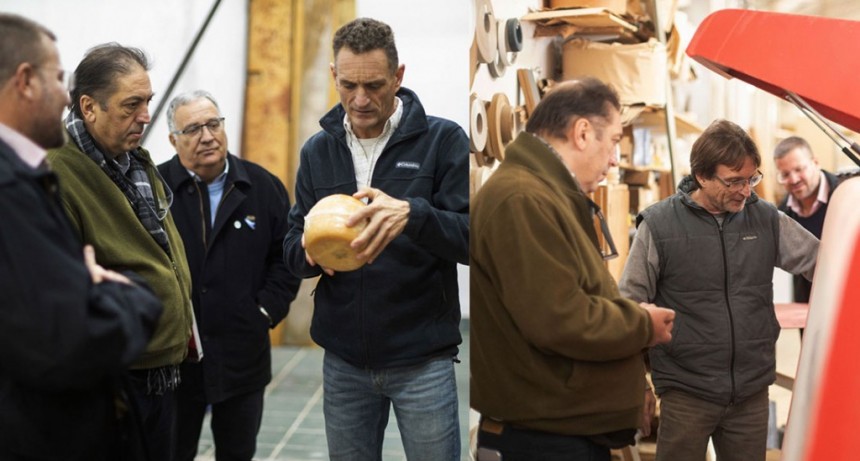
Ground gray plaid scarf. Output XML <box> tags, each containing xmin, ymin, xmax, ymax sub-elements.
<box><xmin>64</xmin><ymin>111</ymin><xmax>172</xmax><ymax>256</ymax></box>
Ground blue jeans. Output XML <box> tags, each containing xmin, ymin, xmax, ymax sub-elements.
<box><xmin>322</xmin><ymin>352</ymin><xmax>460</xmax><ymax>461</ymax></box>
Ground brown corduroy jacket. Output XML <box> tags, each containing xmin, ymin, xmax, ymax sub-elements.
<box><xmin>470</xmin><ymin>131</ymin><xmax>653</xmax><ymax>436</ymax></box>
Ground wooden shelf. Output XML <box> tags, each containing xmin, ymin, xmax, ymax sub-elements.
<box><xmin>521</xmin><ymin>7</ymin><xmax>638</xmax><ymax>38</ymax></box>
<box><xmin>633</xmin><ymin>108</ymin><xmax>705</xmax><ymax>137</ymax></box>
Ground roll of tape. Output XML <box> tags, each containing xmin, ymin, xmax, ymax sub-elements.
<box><xmin>486</xmin><ymin>93</ymin><xmax>511</xmax><ymax>161</ymax></box>
<box><xmin>469</xmin><ymin>94</ymin><xmax>488</xmax><ymax>153</ymax></box>
<box><xmin>499</xmin><ymin>103</ymin><xmax>515</xmax><ymax>144</ymax></box>
<box><xmin>496</xmin><ymin>19</ymin><xmax>512</xmax><ymax>68</ymax></box>
<box><xmin>474</xmin><ymin>0</ymin><xmax>497</xmax><ymax>64</ymax></box>
<box><xmin>488</xmin><ymin>52</ymin><xmax>506</xmax><ymax>79</ymax></box>
<box><xmin>506</xmin><ymin>18</ymin><xmax>523</xmax><ymax>52</ymax></box>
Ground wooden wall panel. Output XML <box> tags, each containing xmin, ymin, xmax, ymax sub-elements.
<box><xmin>244</xmin><ymin>0</ymin><xmax>355</xmax><ymax>345</ymax></box>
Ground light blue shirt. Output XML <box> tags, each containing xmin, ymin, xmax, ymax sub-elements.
<box><xmin>186</xmin><ymin>160</ymin><xmax>229</xmax><ymax>227</ymax></box>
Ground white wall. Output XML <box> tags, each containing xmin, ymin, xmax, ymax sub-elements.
<box><xmin>5</xmin><ymin>1</ymin><xmax>474</xmax><ymax>316</ymax></box>
<box><xmin>2</xmin><ymin>0</ymin><xmax>248</xmax><ymax>165</ymax></box>
<box><xmin>357</xmin><ymin>0</ymin><xmax>471</xmax><ymax>131</ymax></box>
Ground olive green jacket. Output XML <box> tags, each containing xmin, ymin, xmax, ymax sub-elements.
<box><xmin>470</xmin><ymin>132</ymin><xmax>652</xmax><ymax>436</ymax></box>
<box><xmin>47</xmin><ymin>140</ymin><xmax>192</xmax><ymax>369</ymax></box>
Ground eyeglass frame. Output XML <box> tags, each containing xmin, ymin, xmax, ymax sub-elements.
<box><xmin>588</xmin><ymin>201</ymin><xmax>619</xmax><ymax>261</ymax></box>
<box><xmin>712</xmin><ymin>169</ymin><xmax>764</xmax><ymax>191</ymax></box>
<box><xmin>776</xmin><ymin>162</ymin><xmax>811</xmax><ymax>184</ymax></box>
<box><xmin>172</xmin><ymin>117</ymin><xmax>225</xmax><ymax>137</ymax></box>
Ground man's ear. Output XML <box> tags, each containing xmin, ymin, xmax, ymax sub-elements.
<box><xmin>168</xmin><ymin>133</ymin><xmax>177</xmax><ymax>149</ymax></box>
<box><xmin>570</xmin><ymin>117</ymin><xmax>590</xmax><ymax>151</ymax></box>
<box><xmin>330</xmin><ymin>62</ymin><xmax>337</xmax><ymax>83</ymax></box>
<box><xmin>13</xmin><ymin>62</ymin><xmax>37</xmax><ymax>98</ymax></box>
<box><xmin>394</xmin><ymin>64</ymin><xmax>405</xmax><ymax>90</ymax></box>
<box><xmin>80</xmin><ymin>94</ymin><xmax>97</xmax><ymax>123</ymax></box>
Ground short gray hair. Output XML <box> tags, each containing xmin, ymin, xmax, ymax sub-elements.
<box><xmin>166</xmin><ymin>90</ymin><xmax>221</xmax><ymax>133</ymax></box>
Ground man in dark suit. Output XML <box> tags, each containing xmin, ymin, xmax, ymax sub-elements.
<box><xmin>0</xmin><ymin>13</ymin><xmax>162</xmax><ymax>460</ymax></box>
<box><xmin>159</xmin><ymin>90</ymin><xmax>300</xmax><ymax>461</ymax></box>
<box><xmin>774</xmin><ymin>136</ymin><xmax>840</xmax><ymax>335</ymax></box>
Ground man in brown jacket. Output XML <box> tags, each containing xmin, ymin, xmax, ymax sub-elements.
<box><xmin>470</xmin><ymin>78</ymin><xmax>675</xmax><ymax>461</ymax></box>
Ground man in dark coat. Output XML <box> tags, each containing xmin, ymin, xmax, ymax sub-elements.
<box><xmin>0</xmin><ymin>13</ymin><xmax>161</xmax><ymax>461</ymax></box>
<box><xmin>158</xmin><ymin>90</ymin><xmax>300</xmax><ymax>461</ymax></box>
<box><xmin>773</xmin><ymin>136</ymin><xmax>840</xmax><ymax>312</ymax></box>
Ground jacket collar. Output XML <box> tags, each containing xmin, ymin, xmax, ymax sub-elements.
<box><xmin>319</xmin><ymin>87</ymin><xmax>428</xmax><ymax>148</ymax></box>
<box><xmin>504</xmin><ymin>131</ymin><xmax>587</xmax><ymax>199</ymax></box>
<box><xmin>163</xmin><ymin>153</ymin><xmax>250</xmax><ymax>192</ymax></box>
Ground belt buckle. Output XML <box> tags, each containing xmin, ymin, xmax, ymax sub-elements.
<box><xmin>480</xmin><ymin>418</ymin><xmax>505</xmax><ymax>435</ymax></box>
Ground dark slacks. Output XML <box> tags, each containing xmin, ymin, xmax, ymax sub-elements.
<box><xmin>174</xmin><ymin>363</ymin><xmax>264</xmax><ymax>461</ymax></box>
<box><xmin>477</xmin><ymin>419</ymin><xmax>610</xmax><ymax>461</ymax></box>
<box><xmin>125</xmin><ymin>369</ymin><xmax>178</xmax><ymax>461</ymax></box>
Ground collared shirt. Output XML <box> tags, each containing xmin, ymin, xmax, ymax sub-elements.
<box><xmin>787</xmin><ymin>170</ymin><xmax>830</xmax><ymax>218</ymax></box>
<box><xmin>185</xmin><ymin>159</ymin><xmax>230</xmax><ymax>227</ymax></box>
<box><xmin>343</xmin><ymin>97</ymin><xmax>403</xmax><ymax>190</ymax></box>
<box><xmin>0</xmin><ymin>122</ymin><xmax>45</xmax><ymax>169</ymax></box>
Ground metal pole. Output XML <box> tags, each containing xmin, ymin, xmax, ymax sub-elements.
<box><xmin>143</xmin><ymin>0</ymin><xmax>224</xmax><ymax>144</ymax></box>
<box><xmin>647</xmin><ymin>0</ymin><xmax>680</xmax><ymax>191</ymax></box>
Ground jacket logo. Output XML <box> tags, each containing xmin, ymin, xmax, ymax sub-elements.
<box><xmin>742</xmin><ymin>234</ymin><xmax>757</xmax><ymax>241</ymax></box>
<box><xmin>396</xmin><ymin>161</ymin><xmax>420</xmax><ymax>170</ymax></box>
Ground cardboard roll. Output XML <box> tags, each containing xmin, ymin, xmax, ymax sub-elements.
<box><xmin>472</xmin><ymin>149</ymin><xmax>495</xmax><ymax>168</ymax></box>
<box><xmin>304</xmin><ymin>194</ymin><xmax>369</xmax><ymax>272</ymax></box>
<box><xmin>487</xmin><ymin>53</ymin><xmax>506</xmax><ymax>79</ymax></box>
<box><xmin>499</xmin><ymin>103</ymin><xmax>516</xmax><ymax>144</ymax></box>
<box><xmin>469</xmin><ymin>93</ymin><xmax>488</xmax><ymax>153</ymax></box>
<box><xmin>486</xmin><ymin>93</ymin><xmax>513</xmax><ymax>161</ymax></box>
<box><xmin>474</xmin><ymin>0</ymin><xmax>497</xmax><ymax>64</ymax></box>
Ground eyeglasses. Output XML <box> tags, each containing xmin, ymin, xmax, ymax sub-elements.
<box><xmin>776</xmin><ymin>163</ymin><xmax>810</xmax><ymax>184</ymax></box>
<box><xmin>173</xmin><ymin>117</ymin><xmax>225</xmax><ymax>137</ymax></box>
<box><xmin>589</xmin><ymin>201</ymin><xmax>618</xmax><ymax>261</ymax></box>
<box><xmin>713</xmin><ymin>170</ymin><xmax>763</xmax><ymax>191</ymax></box>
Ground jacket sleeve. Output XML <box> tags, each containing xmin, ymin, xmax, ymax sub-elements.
<box><xmin>283</xmin><ymin>144</ymin><xmax>324</xmax><ymax>278</ymax></box>
<box><xmin>776</xmin><ymin>211</ymin><xmax>818</xmax><ymax>281</ymax></box>
<box><xmin>619</xmin><ymin>220</ymin><xmax>661</xmax><ymax>303</ymax></box>
<box><xmin>479</xmin><ymin>191</ymin><xmax>652</xmax><ymax>361</ymax></box>
<box><xmin>256</xmin><ymin>173</ymin><xmax>301</xmax><ymax>325</ymax></box>
<box><xmin>0</xmin><ymin>179</ymin><xmax>161</xmax><ymax>391</ymax></box>
<box><xmin>402</xmin><ymin>125</ymin><xmax>469</xmax><ymax>265</ymax></box>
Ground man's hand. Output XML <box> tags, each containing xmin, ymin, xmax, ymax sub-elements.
<box><xmin>349</xmin><ymin>187</ymin><xmax>410</xmax><ymax>264</ymax></box>
<box><xmin>640</xmin><ymin>386</ymin><xmax>657</xmax><ymax>437</ymax></box>
<box><xmin>641</xmin><ymin>302</ymin><xmax>674</xmax><ymax>347</ymax></box>
<box><xmin>83</xmin><ymin>245</ymin><xmax>131</xmax><ymax>284</ymax></box>
<box><xmin>301</xmin><ymin>234</ymin><xmax>336</xmax><ymax>277</ymax></box>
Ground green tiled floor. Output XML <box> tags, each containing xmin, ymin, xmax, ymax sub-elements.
<box><xmin>194</xmin><ymin>323</ymin><xmax>471</xmax><ymax>460</ymax></box>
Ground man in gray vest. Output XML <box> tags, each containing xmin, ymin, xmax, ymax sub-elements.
<box><xmin>620</xmin><ymin>119</ymin><xmax>819</xmax><ymax>461</ymax></box>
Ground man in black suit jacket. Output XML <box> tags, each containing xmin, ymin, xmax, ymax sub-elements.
<box><xmin>774</xmin><ymin>136</ymin><xmax>840</xmax><ymax>335</ymax></box>
<box><xmin>0</xmin><ymin>13</ymin><xmax>162</xmax><ymax>460</ymax></box>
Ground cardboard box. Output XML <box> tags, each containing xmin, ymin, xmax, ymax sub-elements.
<box><xmin>548</xmin><ymin>0</ymin><xmax>626</xmax><ymax>15</ymax></box>
<box><xmin>562</xmin><ymin>38</ymin><xmax>668</xmax><ymax>106</ymax></box>
<box><xmin>621</xmin><ymin>166</ymin><xmax>653</xmax><ymax>186</ymax></box>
